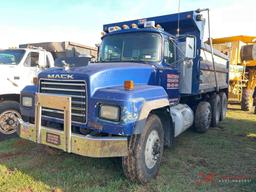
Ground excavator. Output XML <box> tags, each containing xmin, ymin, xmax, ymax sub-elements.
<box><xmin>212</xmin><ymin>36</ymin><xmax>256</xmax><ymax>112</ymax></box>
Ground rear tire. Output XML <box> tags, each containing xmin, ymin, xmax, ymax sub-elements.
<box><xmin>220</xmin><ymin>92</ymin><xmax>227</xmax><ymax>121</ymax></box>
<box><xmin>122</xmin><ymin>114</ymin><xmax>164</xmax><ymax>183</ymax></box>
<box><xmin>241</xmin><ymin>88</ymin><xmax>250</xmax><ymax>111</ymax></box>
<box><xmin>210</xmin><ymin>94</ymin><xmax>221</xmax><ymax>127</ymax></box>
<box><xmin>194</xmin><ymin>102</ymin><xmax>212</xmax><ymax>133</ymax></box>
<box><xmin>0</xmin><ymin>101</ymin><xmax>21</xmax><ymax>135</ymax></box>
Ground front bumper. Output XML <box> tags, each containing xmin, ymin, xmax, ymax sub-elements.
<box><xmin>19</xmin><ymin>93</ymin><xmax>128</xmax><ymax>158</ymax></box>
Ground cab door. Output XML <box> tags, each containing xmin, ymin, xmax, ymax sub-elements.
<box><xmin>158</xmin><ymin>38</ymin><xmax>180</xmax><ymax>105</ymax></box>
<box><xmin>19</xmin><ymin>51</ymin><xmax>41</xmax><ymax>89</ymax></box>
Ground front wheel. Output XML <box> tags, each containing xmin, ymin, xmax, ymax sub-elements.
<box><xmin>122</xmin><ymin>114</ymin><xmax>164</xmax><ymax>183</ymax></box>
<box><xmin>0</xmin><ymin>101</ymin><xmax>21</xmax><ymax>135</ymax></box>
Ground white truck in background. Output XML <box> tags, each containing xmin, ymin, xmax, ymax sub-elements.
<box><xmin>0</xmin><ymin>42</ymin><xmax>97</xmax><ymax>135</ymax></box>
<box><xmin>0</xmin><ymin>47</ymin><xmax>54</xmax><ymax>135</ymax></box>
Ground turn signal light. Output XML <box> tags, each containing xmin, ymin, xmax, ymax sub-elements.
<box><xmin>124</xmin><ymin>80</ymin><xmax>134</xmax><ymax>91</ymax></box>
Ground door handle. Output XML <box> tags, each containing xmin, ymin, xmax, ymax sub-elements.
<box><xmin>7</xmin><ymin>78</ymin><xmax>18</xmax><ymax>87</ymax></box>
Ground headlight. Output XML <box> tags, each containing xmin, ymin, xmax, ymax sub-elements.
<box><xmin>22</xmin><ymin>97</ymin><xmax>33</xmax><ymax>107</ymax></box>
<box><xmin>99</xmin><ymin>105</ymin><xmax>120</xmax><ymax>121</ymax></box>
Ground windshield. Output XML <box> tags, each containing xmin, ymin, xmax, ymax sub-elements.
<box><xmin>0</xmin><ymin>50</ymin><xmax>25</xmax><ymax>65</ymax></box>
<box><xmin>99</xmin><ymin>32</ymin><xmax>162</xmax><ymax>63</ymax></box>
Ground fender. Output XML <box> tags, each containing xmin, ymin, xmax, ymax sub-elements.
<box><xmin>133</xmin><ymin>98</ymin><xmax>170</xmax><ymax>134</ymax></box>
<box><xmin>91</xmin><ymin>85</ymin><xmax>170</xmax><ymax>135</ymax></box>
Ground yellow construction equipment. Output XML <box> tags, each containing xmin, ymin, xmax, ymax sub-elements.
<box><xmin>212</xmin><ymin>35</ymin><xmax>256</xmax><ymax>111</ymax></box>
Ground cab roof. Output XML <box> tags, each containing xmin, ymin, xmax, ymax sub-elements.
<box><xmin>103</xmin><ymin>10</ymin><xmax>205</xmax><ymax>38</ymax></box>
<box><xmin>102</xmin><ymin>27</ymin><xmax>175</xmax><ymax>39</ymax></box>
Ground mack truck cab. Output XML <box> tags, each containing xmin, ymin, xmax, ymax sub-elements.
<box><xmin>0</xmin><ymin>47</ymin><xmax>54</xmax><ymax>135</ymax></box>
<box><xmin>18</xmin><ymin>10</ymin><xmax>229</xmax><ymax>183</ymax></box>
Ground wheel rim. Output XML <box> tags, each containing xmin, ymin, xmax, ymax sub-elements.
<box><xmin>0</xmin><ymin>110</ymin><xmax>21</xmax><ymax>135</ymax></box>
<box><xmin>145</xmin><ymin>130</ymin><xmax>161</xmax><ymax>169</ymax></box>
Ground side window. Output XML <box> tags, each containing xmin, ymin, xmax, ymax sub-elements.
<box><xmin>24</xmin><ymin>52</ymin><xmax>39</xmax><ymax>67</ymax></box>
<box><xmin>164</xmin><ymin>40</ymin><xmax>175</xmax><ymax>66</ymax></box>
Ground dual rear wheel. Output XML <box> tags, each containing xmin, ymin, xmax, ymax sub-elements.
<box><xmin>194</xmin><ymin>92</ymin><xmax>227</xmax><ymax>133</ymax></box>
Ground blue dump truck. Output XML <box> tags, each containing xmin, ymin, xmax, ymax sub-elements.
<box><xmin>18</xmin><ymin>10</ymin><xmax>229</xmax><ymax>183</ymax></box>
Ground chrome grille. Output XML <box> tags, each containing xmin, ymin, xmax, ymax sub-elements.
<box><xmin>40</xmin><ymin>79</ymin><xmax>87</xmax><ymax>124</ymax></box>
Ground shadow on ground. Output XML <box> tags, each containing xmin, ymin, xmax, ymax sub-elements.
<box><xmin>0</xmin><ymin>133</ymin><xmax>17</xmax><ymax>142</ymax></box>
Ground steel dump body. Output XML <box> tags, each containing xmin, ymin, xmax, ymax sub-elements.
<box><xmin>19</xmin><ymin>41</ymin><xmax>97</xmax><ymax>60</ymax></box>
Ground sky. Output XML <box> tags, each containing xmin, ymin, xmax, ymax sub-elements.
<box><xmin>0</xmin><ymin>0</ymin><xmax>255</xmax><ymax>48</ymax></box>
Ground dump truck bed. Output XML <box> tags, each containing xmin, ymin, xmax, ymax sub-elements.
<box><xmin>199</xmin><ymin>43</ymin><xmax>229</xmax><ymax>92</ymax></box>
<box><xmin>19</xmin><ymin>41</ymin><xmax>97</xmax><ymax>59</ymax></box>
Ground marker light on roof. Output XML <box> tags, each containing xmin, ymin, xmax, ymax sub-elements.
<box><xmin>138</xmin><ymin>19</ymin><xmax>146</xmax><ymax>25</ymax></box>
<box><xmin>156</xmin><ymin>24</ymin><xmax>162</xmax><ymax>29</ymax></box>
<box><xmin>101</xmin><ymin>31</ymin><xmax>106</xmax><ymax>36</ymax></box>
<box><xmin>187</xmin><ymin>14</ymin><xmax>192</xmax><ymax>19</ymax></box>
<box><xmin>114</xmin><ymin>26</ymin><xmax>121</xmax><ymax>30</ymax></box>
<box><xmin>108</xmin><ymin>26</ymin><xmax>121</xmax><ymax>33</ymax></box>
<box><xmin>156</xmin><ymin>24</ymin><xmax>164</xmax><ymax>31</ymax></box>
<box><xmin>144</xmin><ymin>20</ymin><xmax>155</xmax><ymax>28</ymax></box>
<box><xmin>122</xmin><ymin>24</ymin><xmax>130</xmax><ymax>29</ymax></box>
<box><xmin>131</xmin><ymin>23</ymin><xmax>138</xmax><ymax>28</ymax></box>
<box><xmin>108</xmin><ymin>26</ymin><xmax>116</xmax><ymax>32</ymax></box>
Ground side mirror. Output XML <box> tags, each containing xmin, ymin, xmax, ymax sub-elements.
<box><xmin>185</xmin><ymin>36</ymin><xmax>196</xmax><ymax>59</ymax></box>
<box><xmin>35</xmin><ymin>61</ymin><xmax>41</xmax><ymax>67</ymax></box>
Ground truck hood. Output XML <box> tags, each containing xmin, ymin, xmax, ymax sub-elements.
<box><xmin>39</xmin><ymin>62</ymin><xmax>157</xmax><ymax>96</ymax></box>
<box><xmin>0</xmin><ymin>65</ymin><xmax>17</xmax><ymax>82</ymax></box>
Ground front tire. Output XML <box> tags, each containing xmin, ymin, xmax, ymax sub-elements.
<box><xmin>0</xmin><ymin>101</ymin><xmax>21</xmax><ymax>135</ymax></box>
<box><xmin>122</xmin><ymin>114</ymin><xmax>164</xmax><ymax>183</ymax></box>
